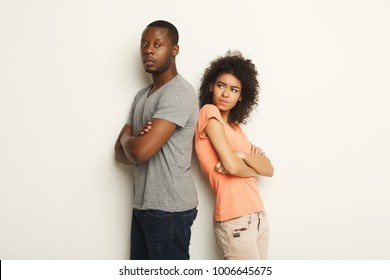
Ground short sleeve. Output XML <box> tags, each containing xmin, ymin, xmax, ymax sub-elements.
<box><xmin>197</xmin><ymin>104</ymin><xmax>224</xmax><ymax>137</ymax></box>
<box><xmin>153</xmin><ymin>84</ymin><xmax>197</xmax><ymax>128</ymax></box>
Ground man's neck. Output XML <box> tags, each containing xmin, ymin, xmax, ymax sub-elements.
<box><xmin>152</xmin><ymin>67</ymin><xmax>178</xmax><ymax>87</ymax></box>
<box><xmin>149</xmin><ymin>68</ymin><xmax>178</xmax><ymax>95</ymax></box>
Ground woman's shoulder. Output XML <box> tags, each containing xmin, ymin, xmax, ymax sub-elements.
<box><xmin>200</xmin><ymin>104</ymin><xmax>219</xmax><ymax>114</ymax></box>
<box><xmin>198</xmin><ymin>104</ymin><xmax>224</xmax><ymax>125</ymax></box>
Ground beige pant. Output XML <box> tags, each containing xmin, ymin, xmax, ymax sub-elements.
<box><xmin>213</xmin><ymin>211</ymin><xmax>269</xmax><ymax>260</ymax></box>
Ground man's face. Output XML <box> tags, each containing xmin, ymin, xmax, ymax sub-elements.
<box><xmin>140</xmin><ymin>27</ymin><xmax>176</xmax><ymax>74</ymax></box>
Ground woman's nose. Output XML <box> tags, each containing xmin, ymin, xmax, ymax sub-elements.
<box><xmin>221</xmin><ymin>89</ymin><xmax>229</xmax><ymax>97</ymax></box>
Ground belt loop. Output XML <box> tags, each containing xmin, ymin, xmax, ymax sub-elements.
<box><xmin>260</xmin><ymin>210</ymin><xmax>264</xmax><ymax>218</ymax></box>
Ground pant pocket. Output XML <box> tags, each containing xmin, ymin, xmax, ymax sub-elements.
<box><xmin>232</xmin><ymin>222</ymin><xmax>250</xmax><ymax>238</ymax></box>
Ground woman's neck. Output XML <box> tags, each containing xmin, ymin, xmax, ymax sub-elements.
<box><xmin>220</xmin><ymin>110</ymin><xmax>235</xmax><ymax>128</ymax></box>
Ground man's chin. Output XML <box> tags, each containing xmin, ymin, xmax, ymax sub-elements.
<box><xmin>144</xmin><ymin>68</ymin><xmax>156</xmax><ymax>74</ymax></box>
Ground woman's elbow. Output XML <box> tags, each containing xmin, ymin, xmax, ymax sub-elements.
<box><xmin>257</xmin><ymin>163</ymin><xmax>274</xmax><ymax>177</ymax></box>
<box><xmin>262</xmin><ymin>166</ymin><xmax>274</xmax><ymax>177</ymax></box>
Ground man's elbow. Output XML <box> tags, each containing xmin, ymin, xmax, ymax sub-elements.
<box><xmin>120</xmin><ymin>141</ymin><xmax>145</xmax><ymax>163</ymax></box>
<box><xmin>129</xmin><ymin>148</ymin><xmax>152</xmax><ymax>164</ymax></box>
<box><xmin>114</xmin><ymin>149</ymin><xmax>132</xmax><ymax>165</ymax></box>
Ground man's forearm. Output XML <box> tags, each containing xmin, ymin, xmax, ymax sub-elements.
<box><xmin>119</xmin><ymin>133</ymin><xmax>140</xmax><ymax>164</ymax></box>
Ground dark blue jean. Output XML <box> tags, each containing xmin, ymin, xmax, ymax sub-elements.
<box><xmin>130</xmin><ymin>208</ymin><xmax>198</xmax><ymax>260</ymax></box>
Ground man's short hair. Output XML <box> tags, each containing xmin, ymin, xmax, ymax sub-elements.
<box><xmin>147</xmin><ymin>20</ymin><xmax>179</xmax><ymax>45</ymax></box>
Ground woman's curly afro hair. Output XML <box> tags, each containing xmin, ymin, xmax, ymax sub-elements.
<box><xmin>199</xmin><ymin>50</ymin><xmax>260</xmax><ymax>124</ymax></box>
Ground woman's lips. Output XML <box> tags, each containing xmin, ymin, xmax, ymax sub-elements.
<box><xmin>218</xmin><ymin>99</ymin><xmax>228</xmax><ymax>105</ymax></box>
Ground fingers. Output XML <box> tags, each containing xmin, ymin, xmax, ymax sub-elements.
<box><xmin>139</xmin><ymin>121</ymin><xmax>152</xmax><ymax>135</ymax></box>
<box><xmin>215</xmin><ymin>161</ymin><xmax>223</xmax><ymax>172</ymax></box>
<box><xmin>215</xmin><ymin>161</ymin><xmax>229</xmax><ymax>174</ymax></box>
<box><xmin>251</xmin><ymin>145</ymin><xmax>260</xmax><ymax>155</ymax></box>
<box><xmin>251</xmin><ymin>145</ymin><xmax>265</xmax><ymax>157</ymax></box>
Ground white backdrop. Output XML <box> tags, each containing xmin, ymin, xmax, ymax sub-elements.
<box><xmin>1</xmin><ymin>0</ymin><xmax>389</xmax><ymax>259</ymax></box>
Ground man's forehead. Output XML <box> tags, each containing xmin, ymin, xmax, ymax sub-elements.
<box><xmin>141</xmin><ymin>27</ymin><xmax>171</xmax><ymax>42</ymax></box>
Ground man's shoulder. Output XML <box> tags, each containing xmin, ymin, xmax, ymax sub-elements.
<box><xmin>168</xmin><ymin>75</ymin><xmax>195</xmax><ymax>94</ymax></box>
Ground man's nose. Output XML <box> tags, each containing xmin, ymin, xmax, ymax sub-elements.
<box><xmin>144</xmin><ymin>45</ymin><xmax>154</xmax><ymax>54</ymax></box>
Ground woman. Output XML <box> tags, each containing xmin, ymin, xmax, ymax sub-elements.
<box><xmin>195</xmin><ymin>50</ymin><xmax>274</xmax><ymax>260</ymax></box>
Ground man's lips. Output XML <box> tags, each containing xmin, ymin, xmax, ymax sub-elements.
<box><xmin>143</xmin><ymin>57</ymin><xmax>156</xmax><ymax>66</ymax></box>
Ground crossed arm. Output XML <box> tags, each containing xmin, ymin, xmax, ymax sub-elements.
<box><xmin>114</xmin><ymin>119</ymin><xmax>176</xmax><ymax>165</ymax></box>
<box><xmin>117</xmin><ymin>117</ymin><xmax>274</xmax><ymax>177</ymax></box>
<box><xmin>205</xmin><ymin>118</ymin><xmax>274</xmax><ymax>177</ymax></box>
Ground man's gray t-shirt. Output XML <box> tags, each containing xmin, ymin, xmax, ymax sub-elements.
<box><xmin>127</xmin><ymin>74</ymin><xmax>199</xmax><ymax>212</ymax></box>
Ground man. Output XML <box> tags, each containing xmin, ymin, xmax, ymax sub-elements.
<box><xmin>114</xmin><ymin>20</ymin><xmax>198</xmax><ymax>260</ymax></box>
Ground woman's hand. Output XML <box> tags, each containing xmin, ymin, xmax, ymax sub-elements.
<box><xmin>215</xmin><ymin>161</ymin><xmax>229</xmax><ymax>175</ymax></box>
<box><xmin>250</xmin><ymin>145</ymin><xmax>265</xmax><ymax>157</ymax></box>
<box><xmin>235</xmin><ymin>145</ymin><xmax>273</xmax><ymax>177</ymax></box>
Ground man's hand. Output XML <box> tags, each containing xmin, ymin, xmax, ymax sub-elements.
<box><xmin>138</xmin><ymin>121</ymin><xmax>152</xmax><ymax>135</ymax></box>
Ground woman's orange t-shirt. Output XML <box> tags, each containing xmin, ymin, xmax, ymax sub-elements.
<box><xmin>194</xmin><ymin>104</ymin><xmax>264</xmax><ymax>221</ymax></box>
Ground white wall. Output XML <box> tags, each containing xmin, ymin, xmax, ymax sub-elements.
<box><xmin>1</xmin><ymin>0</ymin><xmax>389</xmax><ymax>259</ymax></box>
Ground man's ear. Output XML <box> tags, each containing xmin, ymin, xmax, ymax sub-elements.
<box><xmin>172</xmin><ymin>45</ymin><xmax>179</xmax><ymax>57</ymax></box>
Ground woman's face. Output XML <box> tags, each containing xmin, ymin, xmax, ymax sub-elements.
<box><xmin>212</xmin><ymin>72</ymin><xmax>242</xmax><ymax>114</ymax></box>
